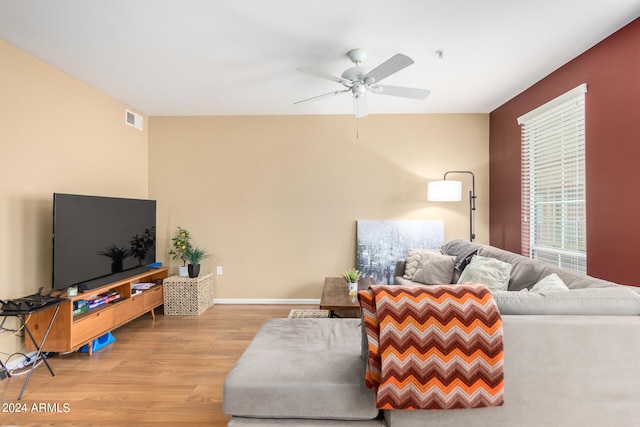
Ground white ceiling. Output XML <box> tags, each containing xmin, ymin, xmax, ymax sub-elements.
<box><xmin>1</xmin><ymin>1</ymin><xmax>638</xmax><ymax>117</ymax></box>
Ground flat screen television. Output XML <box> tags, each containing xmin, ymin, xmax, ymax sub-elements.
<box><xmin>52</xmin><ymin>193</ymin><xmax>157</xmax><ymax>292</ymax></box>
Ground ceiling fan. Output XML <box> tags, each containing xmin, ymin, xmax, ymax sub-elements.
<box><xmin>294</xmin><ymin>48</ymin><xmax>430</xmax><ymax>118</ymax></box>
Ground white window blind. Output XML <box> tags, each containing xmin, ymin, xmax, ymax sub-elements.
<box><xmin>518</xmin><ymin>84</ymin><xmax>587</xmax><ymax>273</ymax></box>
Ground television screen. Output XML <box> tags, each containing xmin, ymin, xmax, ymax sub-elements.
<box><xmin>52</xmin><ymin>193</ymin><xmax>157</xmax><ymax>291</ymax></box>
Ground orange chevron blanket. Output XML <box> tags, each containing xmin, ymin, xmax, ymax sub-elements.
<box><xmin>358</xmin><ymin>284</ymin><xmax>504</xmax><ymax>410</ymax></box>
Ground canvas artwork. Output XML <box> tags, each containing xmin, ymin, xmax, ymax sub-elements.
<box><xmin>356</xmin><ymin>220</ymin><xmax>445</xmax><ymax>285</ymax></box>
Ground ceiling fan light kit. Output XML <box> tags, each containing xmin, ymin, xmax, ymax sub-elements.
<box><xmin>295</xmin><ymin>48</ymin><xmax>430</xmax><ymax>118</ymax></box>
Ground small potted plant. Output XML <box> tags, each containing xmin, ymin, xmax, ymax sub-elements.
<box><xmin>184</xmin><ymin>246</ymin><xmax>211</xmax><ymax>278</ymax></box>
<box><xmin>169</xmin><ymin>226</ymin><xmax>192</xmax><ymax>277</ymax></box>
<box><xmin>342</xmin><ymin>268</ymin><xmax>362</xmax><ymax>296</ymax></box>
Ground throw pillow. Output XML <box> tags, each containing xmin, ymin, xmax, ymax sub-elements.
<box><xmin>530</xmin><ymin>273</ymin><xmax>569</xmax><ymax>292</ymax></box>
<box><xmin>457</xmin><ymin>255</ymin><xmax>512</xmax><ymax>292</ymax></box>
<box><xmin>477</xmin><ymin>246</ymin><xmax>547</xmax><ymax>291</ymax></box>
<box><xmin>403</xmin><ymin>249</ymin><xmax>439</xmax><ymax>280</ymax></box>
<box><xmin>440</xmin><ymin>239</ymin><xmax>482</xmax><ymax>271</ymax></box>
<box><xmin>411</xmin><ymin>251</ymin><xmax>456</xmax><ymax>285</ymax></box>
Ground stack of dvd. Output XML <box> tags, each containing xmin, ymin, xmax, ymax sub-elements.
<box><xmin>87</xmin><ymin>290</ymin><xmax>120</xmax><ymax>310</ymax></box>
<box><xmin>73</xmin><ymin>300</ymin><xmax>88</xmax><ymax>316</ymax></box>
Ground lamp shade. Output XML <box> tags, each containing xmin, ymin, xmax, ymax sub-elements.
<box><xmin>427</xmin><ymin>180</ymin><xmax>462</xmax><ymax>202</ymax></box>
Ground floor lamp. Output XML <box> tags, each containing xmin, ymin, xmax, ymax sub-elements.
<box><xmin>427</xmin><ymin>171</ymin><xmax>476</xmax><ymax>242</ymax></box>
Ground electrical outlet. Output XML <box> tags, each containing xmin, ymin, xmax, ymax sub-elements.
<box><xmin>216</xmin><ymin>266</ymin><xmax>222</xmax><ymax>275</ymax></box>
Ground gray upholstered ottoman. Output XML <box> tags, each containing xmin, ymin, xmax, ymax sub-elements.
<box><xmin>223</xmin><ymin>318</ymin><xmax>382</xmax><ymax>426</ymax></box>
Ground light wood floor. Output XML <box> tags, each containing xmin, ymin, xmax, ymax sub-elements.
<box><xmin>0</xmin><ymin>304</ymin><xmax>308</xmax><ymax>427</ymax></box>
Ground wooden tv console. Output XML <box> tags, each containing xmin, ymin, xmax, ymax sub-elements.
<box><xmin>25</xmin><ymin>267</ymin><xmax>168</xmax><ymax>355</ymax></box>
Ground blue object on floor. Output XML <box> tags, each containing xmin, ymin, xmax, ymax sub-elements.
<box><xmin>80</xmin><ymin>332</ymin><xmax>115</xmax><ymax>353</ymax></box>
<box><xmin>147</xmin><ymin>262</ymin><xmax>162</xmax><ymax>268</ymax></box>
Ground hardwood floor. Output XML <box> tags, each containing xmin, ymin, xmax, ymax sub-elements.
<box><xmin>0</xmin><ymin>304</ymin><xmax>308</xmax><ymax>426</ymax></box>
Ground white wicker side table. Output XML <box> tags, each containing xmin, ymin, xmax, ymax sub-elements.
<box><xmin>162</xmin><ymin>273</ymin><xmax>214</xmax><ymax>315</ymax></box>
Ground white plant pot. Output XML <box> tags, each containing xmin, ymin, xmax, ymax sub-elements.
<box><xmin>178</xmin><ymin>265</ymin><xmax>189</xmax><ymax>277</ymax></box>
<box><xmin>348</xmin><ymin>281</ymin><xmax>358</xmax><ymax>296</ymax></box>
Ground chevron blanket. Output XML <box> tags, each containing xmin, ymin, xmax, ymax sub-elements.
<box><xmin>358</xmin><ymin>284</ymin><xmax>504</xmax><ymax>410</ymax></box>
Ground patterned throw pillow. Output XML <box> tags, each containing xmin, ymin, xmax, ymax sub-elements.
<box><xmin>403</xmin><ymin>249</ymin><xmax>440</xmax><ymax>280</ymax></box>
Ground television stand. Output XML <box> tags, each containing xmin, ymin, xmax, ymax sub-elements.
<box><xmin>24</xmin><ymin>267</ymin><xmax>168</xmax><ymax>355</ymax></box>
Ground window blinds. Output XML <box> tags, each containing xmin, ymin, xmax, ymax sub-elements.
<box><xmin>518</xmin><ymin>84</ymin><xmax>587</xmax><ymax>273</ymax></box>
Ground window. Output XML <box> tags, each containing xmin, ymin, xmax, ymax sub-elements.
<box><xmin>518</xmin><ymin>84</ymin><xmax>587</xmax><ymax>273</ymax></box>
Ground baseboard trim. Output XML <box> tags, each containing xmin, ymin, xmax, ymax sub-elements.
<box><xmin>213</xmin><ymin>298</ymin><xmax>320</xmax><ymax>305</ymax></box>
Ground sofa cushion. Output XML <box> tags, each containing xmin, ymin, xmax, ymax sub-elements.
<box><xmin>492</xmin><ymin>287</ymin><xmax>640</xmax><ymax>315</ymax></box>
<box><xmin>228</xmin><ymin>416</ymin><xmax>388</xmax><ymax>426</ymax></box>
<box><xmin>457</xmin><ymin>255</ymin><xmax>512</xmax><ymax>291</ymax></box>
<box><xmin>411</xmin><ymin>251</ymin><xmax>456</xmax><ymax>285</ymax></box>
<box><xmin>538</xmin><ymin>265</ymin><xmax>623</xmax><ymax>290</ymax></box>
<box><xmin>530</xmin><ymin>273</ymin><xmax>569</xmax><ymax>292</ymax></box>
<box><xmin>223</xmin><ymin>318</ymin><xmax>378</xmax><ymax>421</ymax></box>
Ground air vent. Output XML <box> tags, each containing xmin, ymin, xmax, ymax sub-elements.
<box><xmin>125</xmin><ymin>109</ymin><xmax>143</xmax><ymax>131</ymax></box>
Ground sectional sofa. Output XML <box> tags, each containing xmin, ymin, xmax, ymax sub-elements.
<box><xmin>223</xmin><ymin>240</ymin><xmax>640</xmax><ymax>426</ymax></box>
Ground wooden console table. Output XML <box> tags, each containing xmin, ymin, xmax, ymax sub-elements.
<box><xmin>319</xmin><ymin>276</ymin><xmax>376</xmax><ymax>317</ymax></box>
<box><xmin>24</xmin><ymin>267</ymin><xmax>168</xmax><ymax>355</ymax></box>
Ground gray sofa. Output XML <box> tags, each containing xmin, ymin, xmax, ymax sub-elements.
<box><xmin>223</xmin><ymin>240</ymin><xmax>640</xmax><ymax>426</ymax></box>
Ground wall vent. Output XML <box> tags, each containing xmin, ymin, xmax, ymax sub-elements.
<box><xmin>125</xmin><ymin>109</ymin><xmax>143</xmax><ymax>131</ymax></box>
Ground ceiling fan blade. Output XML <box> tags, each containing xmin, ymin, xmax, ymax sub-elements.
<box><xmin>353</xmin><ymin>94</ymin><xmax>368</xmax><ymax>118</ymax></box>
<box><xmin>373</xmin><ymin>84</ymin><xmax>431</xmax><ymax>100</ymax></box>
<box><xmin>294</xmin><ymin>89</ymin><xmax>350</xmax><ymax>105</ymax></box>
<box><xmin>296</xmin><ymin>66</ymin><xmax>351</xmax><ymax>85</ymax></box>
<box><xmin>363</xmin><ymin>53</ymin><xmax>414</xmax><ymax>84</ymax></box>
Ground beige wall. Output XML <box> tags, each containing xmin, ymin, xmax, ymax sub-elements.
<box><xmin>1</xmin><ymin>38</ymin><xmax>489</xmax><ymax>358</ymax></box>
<box><xmin>0</xmin><ymin>40</ymin><xmax>149</xmax><ymax>354</ymax></box>
<box><xmin>149</xmin><ymin>114</ymin><xmax>489</xmax><ymax>300</ymax></box>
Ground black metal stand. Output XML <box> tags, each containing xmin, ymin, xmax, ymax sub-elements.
<box><xmin>0</xmin><ymin>301</ymin><xmax>63</xmax><ymax>400</ymax></box>
<box><xmin>443</xmin><ymin>170</ymin><xmax>477</xmax><ymax>242</ymax></box>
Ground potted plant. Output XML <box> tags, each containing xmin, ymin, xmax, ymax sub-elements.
<box><xmin>169</xmin><ymin>226</ymin><xmax>192</xmax><ymax>277</ymax></box>
<box><xmin>184</xmin><ymin>246</ymin><xmax>211</xmax><ymax>278</ymax></box>
<box><xmin>342</xmin><ymin>268</ymin><xmax>362</xmax><ymax>295</ymax></box>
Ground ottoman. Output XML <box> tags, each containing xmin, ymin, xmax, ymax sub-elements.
<box><xmin>223</xmin><ymin>318</ymin><xmax>383</xmax><ymax>426</ymax></box>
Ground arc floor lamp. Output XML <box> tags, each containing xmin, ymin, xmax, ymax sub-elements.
<box><xmin>427</xmin><ymin>171</ymin><xmax>477</xmax><ymax>242</ymax></box>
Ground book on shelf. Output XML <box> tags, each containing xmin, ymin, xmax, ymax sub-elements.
<box><xmin>132</xmin><ymin>282</ymin><xmax>157</xmax><ymax>290</ymax></box>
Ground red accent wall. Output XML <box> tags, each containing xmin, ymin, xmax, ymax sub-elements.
<box><xmin>489</xmin><ymin>18</ymin><xmax>640</xmax><ymax>285</ymax></box>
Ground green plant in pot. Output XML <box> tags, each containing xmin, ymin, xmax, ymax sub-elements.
<box><xmin>342</xmin><ymin>268</ymin><xmax>362</xmax><ymax>296</ymax></box>
<box><xmin>184</xmin><ymin>246</ymin><xmax>211</xmax><ymax>278</ymax></box>
<box><xmin>169</xmin><ymin>226</ymin><xmax>192</xmax><ymax>277</ymax></box>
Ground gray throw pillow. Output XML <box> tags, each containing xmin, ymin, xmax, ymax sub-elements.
<box><xmin>457</xmin><ymin>255</ymin><xmax>512</xmax><ymax>291</ymax></box>
<box><xmin>411</xmin><ymin>251</ymin><xmax>456</xmax><ymax>285</ymax></box>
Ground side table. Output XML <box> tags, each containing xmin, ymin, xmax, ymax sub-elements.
<box><xmin>163</xmin><ymin>273</ymin><xmax>214</xmax><ymax>315</ymax></box>
<box><xmin>319</xmin><ymin>277</ymin><xmax>376</xmax><ymax>317</ymax></box>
